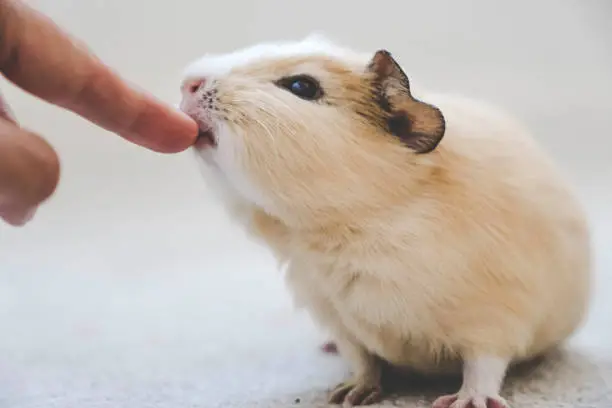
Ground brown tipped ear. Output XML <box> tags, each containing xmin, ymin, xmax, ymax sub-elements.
<box><xmin>367</xmin><ymin>50</ymin><xmax>445</xmax><ymax>154</ymax></box>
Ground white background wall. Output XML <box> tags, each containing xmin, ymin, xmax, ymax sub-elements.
<box><xmin>0</xmin><ymin>1</ymin><xmax>610</xmax><ymax>407</ymax></box>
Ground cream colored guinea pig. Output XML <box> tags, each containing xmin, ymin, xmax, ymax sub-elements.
<box><xmin>179</xmin><ymin>34</ymin><xmax>591</xmax><ymax>408</ymax></box>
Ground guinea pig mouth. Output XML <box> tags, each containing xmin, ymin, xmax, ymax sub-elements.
<box><xmin>195</xmin><ymin>128</ymin><xmax>216</xmax><ymax>149</ymax></box>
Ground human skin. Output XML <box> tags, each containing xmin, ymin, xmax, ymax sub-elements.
<box><xmin>0</xmin><ymin>0</ymin><xmax>198</xmax><ymax>226</ymax></box>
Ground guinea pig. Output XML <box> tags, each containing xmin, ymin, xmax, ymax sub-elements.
<box><xmin>179</xmin><ymin>34</ymin><xmax>591</xmax><ymax>408</ymax></box>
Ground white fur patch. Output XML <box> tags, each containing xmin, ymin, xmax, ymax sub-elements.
<box><xmin>211</xmin><ymin>123</ymin><xmax>273</xmax><ymax>210</ymax></box>
<box><xmin>461</xmin><ymin>356</ymin><xmax>509</xmax><ymax>395</ymax></box>
<box><xmin>182</xmin><ymin>34</ymin><xmax>368</xmax><ymax>82</ymax></box>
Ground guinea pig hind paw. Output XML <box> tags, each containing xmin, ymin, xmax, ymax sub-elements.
<box><xmin>431</xmin><ymin>393</ymin><xmax>509</xmax><ymax>408</ymax></box>
<box><xmin>328</xmin><ymin>378</ymin><xmax>383</xmax><ymax>407</ymax></box>
<box><xmin>320</xmin><ymin>341</ymin><xmax>338</xmax><ymax>354</ymax></box>
<box><xmin>432</xmin><ymin>355</ymin><xmax>510</xmax><ymax>408</ymax></box>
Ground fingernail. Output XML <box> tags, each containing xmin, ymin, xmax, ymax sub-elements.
<box><xmin>173</xmin><ymin>108</ymin><xmax>199</xmax><ymax>129</ymax></box>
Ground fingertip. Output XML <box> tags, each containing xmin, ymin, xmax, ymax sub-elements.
<box><xmin>31</xmin><ymin>133</ymin><xmax>61</xmax><ymax>202</ymax></box>
<box><xmin>125</xmin><ymin>103</ymin><xmax>199</xmax><ymax>153</ymax></box>
<box><xmin>160</xmin><ymin>109</ymin><xmax>200</xmax><ymax>153</ymax></box>
<box><xmin>0</xmin><ymin>121</ymin><xmax>60</xmax><ymax>218</ymax></box>
<box><xmin>13</xmin><ymin>130</ymin><xmax>61</xmax><ymax>205</ymax></box>
<box><xmin>0</xmin><ymin>205</ymin><xmax>37</xmax><ymax>227</ymax></box>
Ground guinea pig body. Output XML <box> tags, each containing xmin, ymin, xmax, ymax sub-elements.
<box><xmin>180</xmin><ymin>35</ymin><xmax>591</xmax><ymax>408</ymax></box>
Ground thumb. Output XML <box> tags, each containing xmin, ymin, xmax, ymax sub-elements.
<box><xmin>0</xmin><ymin>117</ymin><xmax>60</xmax><ymax>226</ymax></box>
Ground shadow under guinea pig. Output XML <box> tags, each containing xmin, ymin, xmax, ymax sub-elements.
<box><xmin>267</xmin><ymin>346</ymin><xmax>612</xmax><ymax>408</ymax></box>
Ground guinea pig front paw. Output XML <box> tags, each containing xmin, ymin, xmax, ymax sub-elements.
<box><xmin>328</xmin><ymin>377</ymin><xmax>383</xmax><ymax>407</ymax></box>
<box><xmin>432</xmin><ymin>392</ymin><xmax>509</xmax><ymax>408</ymax></box>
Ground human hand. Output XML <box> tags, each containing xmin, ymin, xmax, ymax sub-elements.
<box><xmin>0</xmin><ymin>0</ymin><xmax>198</xmax><ymax>226</ymax></box>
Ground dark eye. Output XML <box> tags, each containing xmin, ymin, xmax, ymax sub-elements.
<box><xmin>277</xmin><ymin>75</ymin><xmax>323</xmax><ymax>101</ymax></box>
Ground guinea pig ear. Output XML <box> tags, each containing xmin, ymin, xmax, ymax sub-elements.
<box><xmin>366</xmin><ymin>50</ymin><xmax>446</xmax><ymax>154</ymax></box>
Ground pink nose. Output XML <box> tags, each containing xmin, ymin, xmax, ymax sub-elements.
<box><xmin>182</xmin><ymin>78</ymin><xmax>205</xmax><ymax>95</ymax></box>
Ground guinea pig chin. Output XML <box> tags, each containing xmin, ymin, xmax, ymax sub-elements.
<box><xmin>194</xmin><ymin>127</ymin><xmax>216</xmax><ymax>150</ymax></box>
<box><xmin>179</xmin><ymin>103</ymin><xmax>217</xmax><ymax>149</ymax></box>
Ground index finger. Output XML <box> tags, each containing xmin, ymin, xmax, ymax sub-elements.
<box><xmin>0</xmin><ymin>0</ymin><xmax>197</xmax><ymax>153</ymax></box>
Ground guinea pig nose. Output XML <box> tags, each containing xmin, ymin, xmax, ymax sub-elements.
<box><xmin>182</xmin><ymin>78</ymin><xmax>206</xmax><ymax>94</ymax></box>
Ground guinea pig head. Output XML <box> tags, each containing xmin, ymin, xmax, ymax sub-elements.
<box><xmin>180</xmin><ymin>38</ymin><xmax>445</xmax><ymax>226</ymax></box>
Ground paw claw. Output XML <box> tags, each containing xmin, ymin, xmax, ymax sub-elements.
<box><xmin>329</xmin><ymin>379</ymin><xmax>382</xmax><ymax>406</ymax></box>
<box><xmin>432</xmin><ymin>395</ymin><xmax>457</xmax><ymax>408</ymax></box>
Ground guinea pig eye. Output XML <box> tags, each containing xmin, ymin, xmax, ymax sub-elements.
<box><xmin>276</xmin><ymin>75</ymin><xmax>323</xmax><ymax>101</ymax></box>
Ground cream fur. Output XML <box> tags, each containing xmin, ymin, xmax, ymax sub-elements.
<box><xmin>180</xmin><ymin>35</ymin><xmax>591</xmax><ymax>405</ymax></box>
